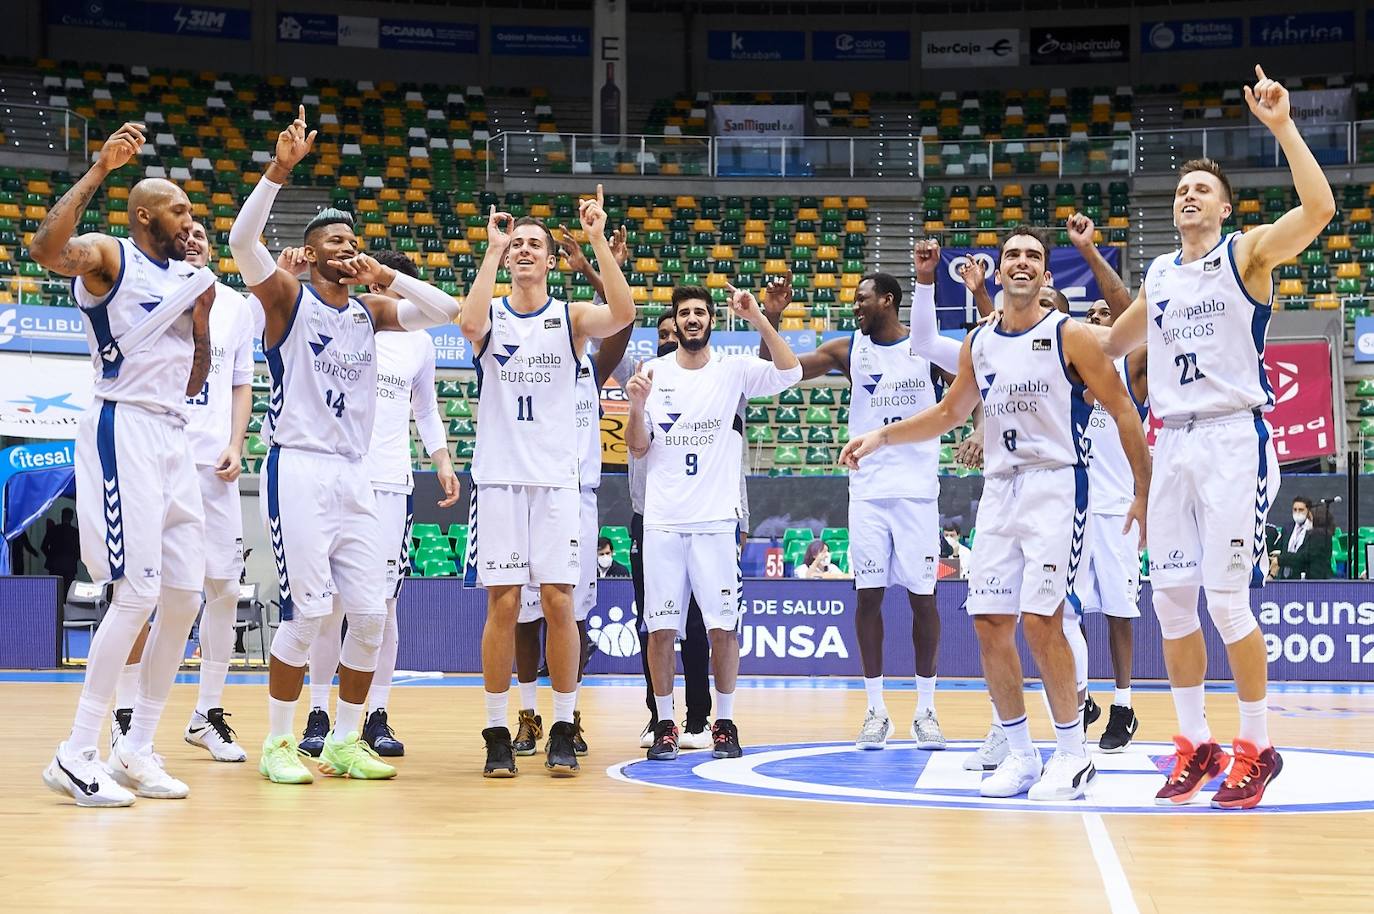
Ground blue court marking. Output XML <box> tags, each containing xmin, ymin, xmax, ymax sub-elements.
<box><xmin>4</xmin><ymin>670</ymin><xmax>1374</xmax><ymax>695</ymax></box>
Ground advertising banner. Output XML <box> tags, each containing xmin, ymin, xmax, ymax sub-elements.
<box><xmin>707</xmin><ymin>30</ymin><xmax>805</xmax><ymax>62</ymax></box>
<box><xmin>50</xmin><ymin>0</ymin><xmax>250</xmax><ymax>40</ymax></box>
<box><xmin>1251</xmin><ymin>12</ymin><xmax>1354</xmax><ymax>47</ymax></box>
<box><xmin>1263</xmin><ymin>340</ymin><xmax>1336</xmax><ymax>463</ymax></box>
<box><xmin>1140</xmin><ymin>18</ymin><xmax>1243</xmax><ymax>53</ymax></box>
<box><xmin>278</xmin><ymin>12</ymin><xmax>476</xmax><ymax>51</ymax></box>
<box><xmin>920</xmin><ymin>28</ymin><xmax>1020</xmax><ymax>68</ymax></box>
<box><xmin>491</xmin><ymin>25</ymin><xmax>591</xmax><ymax>56</ymax></box>
<box><xmin>712</xmin><ymin>105</ymin><xmax>805</xmax><ymax>138</ymax></box>
<box><xmin>934</xmin><ymin>246</ymin><xmax>1123</xmax><ymax>328</ymax></box>
<box><xmin>0</xmin><ymin>304</ymin><xmax>88</xmax><ymax>355</ymax></box>
<box><xmin>1354</xmin><ymin>316</ymin><xmax>1374</xmax><ymax>363</ymax></box>
<box><xmin>813</xmin><ymin>30</ymin><xmax>910</xmax><ymax>62</ymax></box>
<box><xmin>1289</xmin><ymin>88</ymin><xmax>1354</xmax><ymax>126</ymax></box>
<box><xmin>593</xmin><ymin>0</ymin><xmax>627</xmax><ymax>140</ymax></box>
<box><xmin>1030</xmin><ymin>25</ymin><xmax>1130</xmax><ymax>65</ymax></box>
<box><xmin>0</xmin><ymin>353</ymin><xmax>92</xmax><ymax>439</ymax></box>
<box><xmin>622</xmin><ymin>328</ymin><xmax>816</xmax><ymax>363</ymax></box>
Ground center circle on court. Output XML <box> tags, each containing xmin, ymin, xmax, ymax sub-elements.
<box><xmin>609</xmin><ymin>740</ymin><xmax>1374</xmax><ymax>814</ymax></box>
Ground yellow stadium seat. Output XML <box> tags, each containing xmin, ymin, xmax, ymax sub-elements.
<box><xmin>793</xmin><ymin>232</ymin><xmax>817</xmax><ymax>247</ymax></box>
<box><xmin>711</xmin><ymin>245</ymin><xmax>735</xmax><ymax>260</ymax></box>
<box><xmin>744</xmin><ymin>219</ymin><xmax>766</xmax><ymax>233</ymax></box>
<box><xmin>813</xmin><ymin>274</ymin><xmax>837</xmax><ymax>289</ymax></box>
<box><xmin>840</xmin><ymin>273</ymin><xmax>861</xmax><ymax>288</ymax></box>
<box><xmin>651</xmin><ymin>206</ymin><xmax>673</xmax><ymax>219</ymax></box>
<box><xmin>1337</xmin><ymin>262</ymin><xmax>1361</xmax><ymax>279</ymax></box>
<box><xmin>797</xmin><ymin>208</ymin><xmax>819</xmax><ymax>221</ymax></box>
<box><xmin>386</xmin><ymin>211</ymin><xmax>408</xmax><ymax>226</ymax></box>
<box><xmin>692</xmin><ymin>219</ymin><xmax>716</xmax><ymax>233</ymax></box>
<box><xmin>839</xmin><ymin>287</ymin><xmax>856</xmax><ymax>304</ymax></box>
<box><xmin>844</xmin><ymin>220</ymin><xmax>866</xmax><ymax>233</ymax></box>
<box><xmin>948</xmin><ymin>207</ymin><xmax>970</xmax><ymax>222</ymax></box>
<box><xmin>1313</xmin><ymin>294</ymin><xmax>1340</xmax><ymax>310</ymax></box>
<box><xmin>1277</xmin><ymin>279</ymin><xmax>1305</xmax><ymax>296</ymax></box>
<box><xmin>923</xmin><ymin>221</ymin><xmax>945</xmax><ymax>233</ymax></box>
<box><xmin>1327</xmin><ymin>235</ymin><xmax>1351</xmax><ymax>251</ymax></box>
<box><xmin>674</xmin><ymin>196</ymin><xmax>697</xmax><ymax>209</ymax></box>
<box><xmin>822</xmin><ymin>196</ymin><xmax>842</xmax><ymax>209</ymax></box>
<box><xmin>744</xmin><ymin>231</ymin><xmax>766</xmax><ymax>246</ymax></box>
<box><xmin>634</xmin><ymin>258</ymin><xmax>659</xmax><ymax>273</ymax></box>
<box><xmin>365</xmin><ymin>223</ymin><xmax>387</xmax><ymax>238</ymax></box>
<box><xmin>651</xmin><ymin>286</ymin><xmax>673</xmax><ymax>303</ymax></box>
<box><xmin>426</xmin><ymin>253</ymin><xmax>451</xmax><ymax>268</ymax></box>
<box><xmin>846</xmin><ymin>196</ymin><xmax>868</xmax><ymax>209</ymax></box>
<box><xmin>1239</xmin><ymin>199</ymin><xmax>1262</xmax><ymax>214</ymax></box>
<box><xmin>1351</xmin><ymin>207</ymin><xmax>1373</xmax><ymax>222</ymax></box>
<box><xmin>218</xmin><ymin>258</ymin><xmax>238</xmax><ymax>274</ymax></box>
<box><xmin>109</xmin><ymin>210</ymin><xmax>129</xmax><ymax>226</ymax></box>
<box><xmin>1002</xmin><ymin>184</ymin><xmax>1022</xmax><ymax>197</ymax></box>
<box><xmin>764</xmin><ymin>259</ymin><xmax>788</xmax><ymax>273</ymax></box>
<box><xmin>706</xmin><ymin>273</ymin><xmax>728</xmax><ymax>289</ymax></box>
<box><xmin>975</xmin><ymin>231</ymin><xmax>999</xmax><ymax>246</ymax></box>
<box><xmin>627</xmin><ymin>206</ymin><xmax>649</xmax><ymax>220</ymax></box>
<box><xmin>631</xmin><ymin>286</ymin><xmax>649</xmax><ymax>303</ymax></box>
<box><xmin>466</xmin><ymin>226</ymin><xmax>488</xmax><ymax>241</ymax></box>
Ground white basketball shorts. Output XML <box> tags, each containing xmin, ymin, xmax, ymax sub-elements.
<box><xmin>76</xmin><ymin>400</ymin><xmax>205</xmax><ymax>597</ymax></box>
<box><xmin>642</xmin><ymin>527</ymin><xmax>742</xmax><ymax>635</ymax></box>
<box><xmin>1079</xmin><ymin>512</ymin><xmax>1142</xmax><ymax>618</ymax></box>
<box><xmin>466</xmin><ymin>484</ymin><xmax>580</xmax><ymax>587</ymax></box>
<box><xmin>373</xmin><ymin>488</ymin><xmax>413</xmax><ymax>600</ymax></box>
<box><xmin>196</xmin><ymin>464</ymin><xmax>244</xmax><ymax>582</ymax></box>
<box><xmin>262</xmin><ymin>447</ymin><xmax>385</xmax><ymax>619</ymax></box>
<box><xmin>848</xmin><ymin>496</ymin><xmax>938</xmax><ymax>594</ymax></box>
<box><xmin>516</xmin><ymin>488</ymin><xmax>598</xmax><ymax>623</ymax></box>
<box><xmin>966</xmin><ymin>465</ymin><xmax>1089</xmax><ymax>617</ymax></box>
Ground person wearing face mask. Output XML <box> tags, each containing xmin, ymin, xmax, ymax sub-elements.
<box><xmin>794</xmin><ymin>541</ymin><xmax>850</xmax><ymax>580</ymax></box>
<box><xmin>1273</xmin><ymin>497</ymin><xmax>1333</xmax><ymax>581</ymax></box>
<box><xmin>940</xmin><ymin>524</ymin><xmax>972</xmax><ymax>578</ymax></box>
<box><xmin>596</xmin><ymin>537</ymin><xmax>631</xmax><ymax>578</ymax></box>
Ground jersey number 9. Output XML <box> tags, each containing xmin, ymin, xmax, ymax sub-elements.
<box><xmin>685</xmin><ymin>453</ymin><xmax>699</xmax><ymax>476</ymax></box>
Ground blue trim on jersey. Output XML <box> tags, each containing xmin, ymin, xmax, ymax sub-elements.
<box><xmin>462</xmin><ymin>487</ymin><xmax>480</xmax><ymax>588</ymax></box>
<box><xmin>306</xmin><ymin>283</ymin><xmax>351</xmax><ymax>313</ymax></box>
<box><xmin>1226</xmin><ymin>233</ymin><xmax>1273</xmax><ymax>312</ymax></box>
<box><xmin>130</xmin><ymin>239</ymin><xmax>169</xmax><ymax>270</ymax></box>
<box><xmin>1173</xmin><ymin>232</ymin><xmax>1227</xmax><ymax>267</ymax></box>
<box><xmin>76</xmin><ymin>243</ymin><xmax>127</xmax><ymax>379</ymax></box>
<box><xmin>355</xmin><ymin>295</ymin><xmax>376</xmax><ymax>330</ymax></box>
<box><xmin>1122</xmin><ymin>352</ymin><xmax>1149</xmax><ymax>420</ymax></box>
<box><xmin>502</xmin><ymin>295</ymin><xmax>554</xmax><ymax>319</ymax></box>
<box><xmin>1232</xmin><ymin>234</ymin><xmax>1277</xmax><ymax>407</ymax></box>
<box><xmin>871</xmin><ymin>332</ymin><xmax>910</xmax><ymax>347</ymax></box>
<box><xmin>1251</xmin><ymin>416</ymin><xmax>1273</xmax><ymax>589</ymax></box>
<box><xmin>992</xmin><ymin>307</ymin><xmax>1057</xmax><ymax>338</ymax></box>
<box><xmin>1066</xmin><ymin>462</ymin><xmax>1090</xmax><ymax>613</ymax></box>
<box><xmin>265</xmin><ymin>446</ymin><xmax>294</xmax><ymax>619</ymax></box>
<box><xmin>262</xmin><ymin>284</ymin><xmax>304</xmax><ymax>355</ymax></box>
<box><xmin>395</xmin><ymin>492</ymin><xmax>414</xmax><ymax>599</ymax></box>
<box><xmin>564</xmin><ymin>300</ymin><xmax>579</xmax><ymax>381</ymax></box>
<box><xmin>96</xmin><ymin>400</ymin><xmax>124</xmax><ymax>581</ymax></box>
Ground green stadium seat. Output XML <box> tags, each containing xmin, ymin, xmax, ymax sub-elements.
<box><xmin>774</xmin><ymin>445</ymin><xmax>802</xmax><ymax>465</ymax></box>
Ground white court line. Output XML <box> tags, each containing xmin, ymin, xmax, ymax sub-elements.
<box><xmin>1082</xmin><ymin>812</ymin><xmax>1141</xmax><ymax>914</ymax></box>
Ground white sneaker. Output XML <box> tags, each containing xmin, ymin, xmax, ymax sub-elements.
<box><xmin>855</xmin><ymin>708</ymin><xmax>893</xmax><ymax>750</ymax></box>
<box><xmin>963</xmin><ymin>726</ymin><xmax>1009</xmax><ymax>771</ymax></box>
<box><xmin>42</xmin><ymin>742</ymin><xmax>136</xmax><ymax>808</ymax></box>
<box><xmin>980</xmin><ymin>751</ymin><xmax>1043</xmax><ymax>798</ymax></box>
<box><xmin>1027</xmin><ymin>750</ymin><xmax>1096</xmax><ymax>802</ymax></box>
<box><xmin>639</xmin><ymin>722</ymin><xmax>655</xmax><ymax>749</ymax></box>
<box><xmin>910</xmin><ymin>709</ymin><xmax>947</xmax><ymax>750</ymax></box>
<box><xmin>679</xmin><ymin>721</ymin><xmax>713</xmax><ymax>750</ymax></box>
<box><xmin>185</xmin><ymin>708</ymin><xmax>247</xmax><ymax>763</ymax></box>
<box><xmin>109</xmin><ymin>708</ymin><xmax>132</xmax><ymax>755</ymax></box>
<box><xmin>110</xmin><ymin>737</ymin><xmax>190</xmax><ymax>799</ymax></box>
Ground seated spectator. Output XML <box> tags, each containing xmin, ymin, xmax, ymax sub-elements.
<box><xmin>597</xmin><ymin>536</ymin><xmax>631</xmax><ymax>578</ymax></box>
<box><xmin>1274</xmin><ymin>496</ymin><xmax>1333</xmax><ymax>581</ymax></box>
<box><xmin>940</xmin><ymin>523</ymin><xmax>972</xmax><ymax>578</ymax></box>
<box><xmin>795</xmin><ymin>540</ymin><xmax>850</xmax><ymax>579</ymax></box>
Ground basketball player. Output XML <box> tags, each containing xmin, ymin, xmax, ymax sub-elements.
<box><xmin>627</xmin><ymin>284</ymin><xmax>802</xmax><ymax>761</ymax></box>
<box><xmin>35</xmin><ymin>123</ymin><xmax>218</xmax><ymax>805</ymax></box>
<box><xmin>757</xmin><ymin>263</ymin><xmax>948</xmax><ymax>751</ymax></box>
<box><xmin>458</xmin><ymin>189</ymin><xmax>635</xmax><ymax>778</ymax></box>
<box><xmin>301</xmin><ymin>249</ymin><xmax>461</xmax><ymax>758</ymax></box>
<box><xmin>844</xmin><ymin>227</ymin><xmax>1151</xmax><ymax>801</ymax></box>
<box><xmin>230</xmin><ymin>107</ymin><xmax>467</xmax><ymax>784</ymax></box>
<box><xmin>1097</xmin><ymin>67</ymin><xmax>1334</xmax><ymax>808</ymax></box>
<box><xmin>511</xmin><ymin>226</ymin><xmax>631</xmax><ymax>758</ymax></box>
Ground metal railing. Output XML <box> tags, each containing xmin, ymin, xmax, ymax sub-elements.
<box><xmin>487</xmin><ymin>121</ymin><xmax>1374</xmax><ymax>181</ymax></box>
<box><xmin>0</xmin><ymin>103</ymin><xmax>88</xmax><ymax>158</ymax></box>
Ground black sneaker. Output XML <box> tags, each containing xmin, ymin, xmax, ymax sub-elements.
<box><xmin>299</xmin><ymin>707</ymin><xmax>329</xmax><ymax>758</ymax></box>
<box><xmin>1083</xmin><ymin>695</ymin><xmax>1101</xmax><ymax>732</ymax></box>
<box><xmin>482</xmin><ymin>726</ymin><xmax>518</xmax><ymax>778</ymax></box>
<box><xmin>1098</xmin><ymin>704</ymin><xmax>1139</xmax><ymax>753</ymax></box>
<box><xmin>512</xmin><ymin>708</ymin><xmax>543</xmax><ymax>756</ymax></box>
<box><xmin>363</xmin><ymin>708</ymin><xmax>405</xmax><ymax>757</ymax></box>
<box><xmin>545</xmin><ymin>721</ymin><xmax>580</xmax><ymax>776</ymax></box>
<box><xmin>711</xmin><ymin>719</ymin><xmax>743</xmax><ymax>759</ymax></box>
<box><xmin>571</xmin><ymin>710</ymin><xmax>589</xmax><ymax>756</ymax></box>
<box><xmin>647</xmin><ymin>720</ymin><xmax>680</xmax><ymax>761</ymax></box>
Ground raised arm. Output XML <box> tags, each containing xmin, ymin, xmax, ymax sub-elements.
<box><xmin>30</xmin><ymin>123</ymin><xmax>142</xmax><ymax>290</ymax></box>
<box><xmin>559</xmin><ymin>222</ymin><xmax>627</xmax><ymax>301</ymax></box>
<box><xmin>757</xmin><ymin>274</ymin><xmax>848</xmax><ymax>378</ymax></box>
<box><xmin>911</xmin><ymin>239</ymin><xmax>964</xmax><ymax>374</ymax></box>
<box><xmin>625</xmin><ymin>361</ymin><xmax>653</xmax><ymax>459</ymax></box>
<box><xmin>839</xmin><ymin>333</ymin><xmax>981</xmax><ymax>469</ymax></box>
<box><xmin>729</xmin><ymin>284</ymin><xmax>799</xmax><ymax>375</ymax></box>
<box><xmin>957</xmin><ymin>255</ymin><xmax>996</xmax><ymax>319</ymax></box>
<box><xmin>1234</xmin><ymin>65</ymin><xmax>1337</xmax><ymax>284</ymax></box>
<box><xmin>1067</xmin><ymin>213</ymin><xmax>1133</xmax><ymax>318</ymax></box>
<box><xmin>1100</xmin><ymin>292</ymin><xmax>1148</xmax><ymax>359</ymax></box>
<box><xmin>570</xmin><ymin>186</ymin><xmax>636</xmax><ymax>341</ymax></box>
<box><xmin>331</xmin><ymin>255</ymin><xmax>461</xmax><ymax>331</ymax></box>
<box><xmin>458</xmin><ymin>208</ymin><xmax>509</xmax><ymax>343</ymax></box>
<box><xmin>1063</xmin><ymin>321</ymin><xmax>1151</xmax><ymax>545</ymax></box>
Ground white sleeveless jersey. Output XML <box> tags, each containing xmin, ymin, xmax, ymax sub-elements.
<box><xmin>971</xmin><ymin>309</ymin><xmax>1090</xmax><ymax>477</ymax></box>
<box><xmin>472</xmin><ymin>296</ymin><xmax>579</xmax><ymax>489</ymax></box>
<box><xmin>184</xmin><ymin>282</ymin><xmax>254</xmax><ymax>466</ymax></box>
<box><xmin>262</xmin><ymin>285</ymin><xmax>377</xmax><ymax>460</ymax></box>
<box><xmin>366</xmin><ymin>330</ymin><xmax>436</xmax><ymax>492</ymax></box>
<box><xmin>73</xmin><ymin>237</ymin><xmax>201</xmax><ymax>420</ymax></box>
<box><xmin>576</xmin><ymin>353</ymin><xmax>602</xmax><ymax>490</ymax></box>
<box><xmin>1144</xmin><ymin>232</ymin><xmax>1273</xmax><ymax>420</ymax></box>
<box><xmin>848</xmin><ymin>330</ymin><xmax>938</xmax><ymax>501</ymax></box>
<box><xmin>1083</xmin><ymin>355</ymin><xmax>1147</xmax><ymax>514</ymax></box>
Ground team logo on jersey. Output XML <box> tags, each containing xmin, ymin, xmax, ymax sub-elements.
<box><xmin>658</xmin><ymin>413</ymin><xmax>682</xmax><ymax>433</ymax></box>
<box><xmin>137</xmin><ymin>298</ymin><xmax>161</xmax><ymax>313</ymax></box>
<box><xmin>1152</xmin><ymin>299</ymin><xmax>1168</xmax><ymax>329</ymax></box>
<box><xmin>861</xmin><ymin>373</ymin><xmax>883</xmax><ymax>395</ymax></box>
<box><xmin>308</xmin><ymin>333</ymin><xmax>333</xmax><ymax>357</ymax></box>
<box><xmin>493</xmin><ymin>343</ymin><xmax>520</xmax><ymax>366</ymax></box>
<box><xmin>1031</xmin><ymin>339</ymin><xmax>1050</xmax><ymax>352</ymax></box>
<box><xmin>979</xmin><ymin>372</ymin><xmax>996</xmax><ymax>398</ymax></box>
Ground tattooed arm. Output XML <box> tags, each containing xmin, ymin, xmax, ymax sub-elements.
<box><xmin>30</xmin><ymin>123</ymin><xmax>146</xmax><ymax>296</ymax></box>
<box><xmin>185</xmin><ymin>285</ymin><xmax>216</xmax><ymax>397</ymax></box>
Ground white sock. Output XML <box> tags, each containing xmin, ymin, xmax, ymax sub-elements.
<box><xmin>308</xmin><ymin>679</ymin><xmax>332</xmax><ymax>712</ymax></box>
<box><xmin>1170</xmin><ymin>684</ymin><xmax>1211</xmax><ymax>744</ymax></box>
<box><xmin>333</xmin><ymin>698</ymin><xmax>364</xmax><ymax>739</ymax></box>
<box><xmin>115</xmin><ymin>662</ymin><xmax>140</xmax><ymax>710</ymax></box>
<box><xmin>308</xmin><ymin>609</ymin><xmax>344</xmax><ymax>711</ymax></box>
<box><xmin>125</xmin><ymin>587</ymin><xmax>200</xmax><ymax>753</ymax></box>
<box><xmin>715</xmin><ymin>690</ymin><xmax>735</xmax><ymax>721</ymax></box>
<box><xmin>125</xmin><ymin>694</ymin><xmax>166</xmax><ymax>753</ymax></box>
<box><xmin>268</xmin><ymin>695</ymin><xmax>296</xmax><ymax>739</ymax></box>
<box><xmin>68</xmin><ymin>591</ymin><xmax>155</xmax><ymax>750</ymax></box>
<box><xmin>990</xmin><ymin>697</ymin><xmax>1002</xmax><ymax>730</ymax></box>
<box><xmin>484</xmin><ymin>690</ymin><xmax>508</xmax><ymax>729</ymax></box>
<box><xmin>70</xmin><ymin>693</ymin><xmax>111</xmax><ymax>753</ymax></box>
<box><xmin>197</xmin><ymin>660</ymin><xmax>229</xmax><ymax>715</ymax></box>
<box><xmin>366</xmin><ymin>600</ymin><xmax>399</xmax><ymax>712</ymax></box>
<box><xmin>1114</xmin><ymin>687</ymin><xmax>1132</xmax><ymax>708</ymax></box>
<box><xmin>518</xmin><ymin>679</ymin><xmax>538</xmax><ymax>712</ymax></box>
<box><xmin>552</xmin><ymin>689</ymin><xmax>576</xmax><ymax>725</ymax></box>
<box><xmin>915</xmin><ymin>675</ymin><xmax>936</xmax><ymax>715</ymax></box>
<box><xmin>1237</xmin><ymin>697</ymin><xmax>1270</xmax><ymax>749</ymax></box>
<box><xmin>1001</xmin><ymin>714</ymin><xmax>1034</xmax><ymax>756</ymax></box>
<box><xmin>1054</xmin><ymin>717</ymin><xmax>1086</xmax><ymax>757</ymax></box>
<box><xmin>863</xmin><ymin>676</ymin><xmax>886</xmax><ymax>713</ymax></box>
<box><xmin>1063</xmin><ymin>615</ymin><xmax>1088</xmax><ymax>694</ymax></box>
<box><xmin>654</xmin><ymin>693</ymin><xmax>674</xmax><ymax>724</ymax></box>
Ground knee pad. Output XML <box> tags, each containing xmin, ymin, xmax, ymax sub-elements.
<box><xmin>339</xmin><ymin>612</ymin><xmax>386</xmax><ymax>672</ymax></box>
<box><xmin>107</xmin><ymin>582</ymin><xmax>159</xmax><ymax>617</ymax></box>
<box><xmin>203</xmin><ymin>577</ymin><xmax>238</xmax><ymax>605</ymax></box>
<box><xmin>1153</xmin><ymin>585</ymin><xmax>1202</xmax><ymax>640</ymax></box>
<box><xmin>1205</xmin><ymin>588</ymin><xmax>1258</xmax><ymax>644</ymax></box>
<box><xmin>271</xmin><ymin>615</ymin><xmax>323</xmax><ymax>667</ymax></box>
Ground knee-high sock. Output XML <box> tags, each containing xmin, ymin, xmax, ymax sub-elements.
<box><xmin>308</xmin><ymin>608</ymin><xmax>345</xmax><ymax>711</ymax></box>
<box><xmin>196</xmin><ymin>577</ymin><xmax>238</xmax><ymax>714</ymax></box>
<box><xmin>367</xmin><ymin>598</ymin><xmax>400</xmax><ymax>712</ymax></box>
<box><xmin>126</xmin><ymin>587</ymin><xmax>202</xmax><ymax>753</ymax></box>
<box><xmin>67</xmin><ymin>588</ymin><xmax>156</xmax><ymax>751</ymax></box>
<box><xmin>1063</xmin><ymin>613</ymin><xmax>1089</xmax><ymax>695</ymax></box>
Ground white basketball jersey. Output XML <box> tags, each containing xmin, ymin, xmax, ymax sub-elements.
<box><xmin>472</xmin><ymin>296</ymin><xmax>579</xmax><ymax>489</ymax></box>
<box><xmin>576</xmin><ymin>354</ymin><xmax>602</xmax><ymax>490</ymax></box>
<box><xmin>848</xmin><ymin>330</ymin><xmax>939</xmax><ymax>501</ymax></box>
<box><xmin>366</xmin><ymin>330</ymin><xmax>434</xmax><ymax>492</ymax></box>
<box><xmin>73</xmin><ymin>237</ymin><xmax>201</xmax><ymax>420</ymax></box>
<box><xmin>971</xmin><ymin>310</ymin><xmax>1089</xmax><ymax>477</ymax></box>
<box><xmin>1145</xmin><ymin>232</ymin><xmax>1273</xmax><ymax>421</ymax></box>
<box><xmin>1084</xmin><ymin>356</ymin><xmax>1147</xmax><ymax>514</ymax></box>
<box><xmin>184</xmin><ymin>282</ymin><xmax>254</xmax><ymax>466</ymax></box>
<box><xmin>262</xmin><ymin>285</ymin><xmax>377</xmax><ymax>460</ymax></box>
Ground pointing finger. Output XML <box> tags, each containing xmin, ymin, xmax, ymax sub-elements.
<box><xmin>1255</xmin><ymin>63</ymin><xmax>1266</xmax><ymax>83</ymax></box>
<box><xmin>596</xmin><ymin>183</ymin><xmax>605</xmax><ymax>208</ymax></box>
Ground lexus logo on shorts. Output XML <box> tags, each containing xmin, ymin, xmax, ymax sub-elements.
<box><xmin>1170</xmin><ymin>549</ymin><xmax>1184</xmax><ymax>560</ymax></box>
<box><xmin>664</xmin><ymin>600</ymin><xmax>675</xmax><ymax>609</ymax></box>
<box><xmin>986</xmin><ymin>575</ymin><xmax>1000</xmax><ymax>587</ymax></box>
<box><xmin>510</xmin><ymin>552</ymin><xmax>520</xmax><ymax>560</ymax></box>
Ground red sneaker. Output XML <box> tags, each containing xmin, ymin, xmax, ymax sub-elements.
<box><xmin>1210</xmin><ymin>739</ymin><xmax>1283</xmax><ymax>810</ymax></box>
<box><xmin>1155</xmin><ymin>736</ymin><xmax>1230</xmax><ymax>806</ymax></box>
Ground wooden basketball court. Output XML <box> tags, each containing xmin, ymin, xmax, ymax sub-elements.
<box><xmin>5</xmin><ymin>676</ymin><xmax>1372</xmax><ymax>913</ymax></box>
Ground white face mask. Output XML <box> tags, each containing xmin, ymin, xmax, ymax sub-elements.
<box><xmin>597</xmin><ymin>553</ymin><xmax>614</xmax><ymax>570</ymax></box>
<box><xmin>945</xmin><ymin>533</ymin><xmax>959</xmax><ymax>543</ymax></box>
<box><xmin>1293</xmin><ymin>512</ymin><xmax>1308</xmax><ymax>526</ymax></box>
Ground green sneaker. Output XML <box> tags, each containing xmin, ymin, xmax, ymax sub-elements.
<box><xmin>319</xmin><ymin>731</ymin><xmax>397</xmax><ymax>780</ymax></box>
<box><xmin>259</xmin><ymin>735</ymin><xmax>314</xmax><ymax>784</ymax></box>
